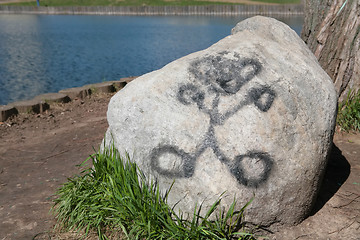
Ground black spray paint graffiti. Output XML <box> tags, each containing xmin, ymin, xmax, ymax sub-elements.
<box><xmin>151</xmin><ymin>51</ymin><xmax>276</xmax><ymax>188</ymax></box>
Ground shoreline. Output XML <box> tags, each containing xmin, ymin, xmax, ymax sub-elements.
<box><xmin>0</xmin><ymin>4</ymin><xmax>304</xmax><ymax>16</ymax></box>
<box><xmin>0</xmin><ymin>77</ymin><xmax>137</xmax><ymax>122</ymax></box>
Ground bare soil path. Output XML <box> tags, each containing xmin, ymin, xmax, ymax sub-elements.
<box><xmin>0</xmin><ymin>92</ymin><xmax>359</xmax><ymax>240</ymax></box>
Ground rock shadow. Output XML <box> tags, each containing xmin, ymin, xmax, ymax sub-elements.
<box><xmin>310</xmin><ymin>143</ymin><xmax>350</xmax><ymax>215</ymax></box>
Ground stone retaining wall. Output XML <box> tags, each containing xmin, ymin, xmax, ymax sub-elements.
<box><xmin>0</xmin><ymin>77</ymin><xmax>137</xmax><ymax>122</ymax></box>
<box><xmin>0</xmin><ymin>4</ymin><xmax>303</xmax><ymax>16</ymax></box>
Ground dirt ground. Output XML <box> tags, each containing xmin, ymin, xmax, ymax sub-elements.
<box><xmin>0</xmin><ymin>92</ymin><xmax>359</xmax><ymax>240</ymax></box>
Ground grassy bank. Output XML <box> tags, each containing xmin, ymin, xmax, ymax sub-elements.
<box><xmin>3</xmin><ymin>0</ymin><xmax>301</xmax><ymax>6</ymax></box>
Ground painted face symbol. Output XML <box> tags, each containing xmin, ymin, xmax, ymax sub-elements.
<box><xmin>214</xmin><ymin>58</ymin><xmax>262</xmax><ymax>94</ymax></box>
<box><xmin>190</xmin><ymin>52</ymin><xmax>262</xmax><ymax>95</ymax></box>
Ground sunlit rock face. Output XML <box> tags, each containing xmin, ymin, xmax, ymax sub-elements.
<box><xmin>104</xmin><ymin>16</ymin><xmax>337</xmax><ymax>227</ymax></box>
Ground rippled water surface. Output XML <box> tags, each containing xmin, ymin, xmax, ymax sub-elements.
<box><xmin>0</xmin><ymin>14</ymin><xmax>303</xmax><ymax>105</ymax></box>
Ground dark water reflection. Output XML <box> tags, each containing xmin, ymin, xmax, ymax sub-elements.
<box><xmin>0</xmin><ymin>14</ymin><xmax>303</xmax><ymax>105</ymax></box>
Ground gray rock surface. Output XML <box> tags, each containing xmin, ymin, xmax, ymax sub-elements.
<box><xmin>104</xmin><ymin>16</ymin><xmax>338</xmax><ymax>227</ymax></box>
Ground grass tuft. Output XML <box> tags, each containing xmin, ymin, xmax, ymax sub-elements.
<box><xmin>337</xmin><ymin>89</ymin><xmax>360</xmax><ymax>132</ymax></box>
<box><xmin>52</xmin><ymin>144</ymin><xmax>257</xmax><ymax>239</ymax></box>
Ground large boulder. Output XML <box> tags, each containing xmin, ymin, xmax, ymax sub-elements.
<box><xmin>104</xmin><ymin>16</ymin><xmax>337</xmax><ymax>227</ymax></box>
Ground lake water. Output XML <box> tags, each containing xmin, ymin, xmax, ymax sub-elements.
<box><xmin>0</xmin><ymin>14</ymin><xmax>303</xmax><ymax>105</ymax></box>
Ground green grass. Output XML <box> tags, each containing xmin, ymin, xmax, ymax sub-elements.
<box><xmin>337</xmin><ymin>89</ymin><xmax>360</xmax><ymax>132</ymax></box>
<box><xmin>4</xmin><ymin>0</ymin><xmax>301</xmax><ymax>7</ymax></box>
<box><xmin>52</xmin><ymin>144</ymin><xmax>257</xmax><ymax>240</ymax></box>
